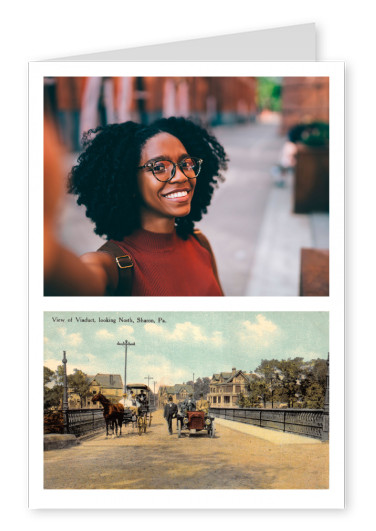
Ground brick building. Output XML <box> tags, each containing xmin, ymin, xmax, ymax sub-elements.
<box><xmin>280</xmin><ymin>76</ymin><xmax>329</xmax><ymax>135</ymax></box>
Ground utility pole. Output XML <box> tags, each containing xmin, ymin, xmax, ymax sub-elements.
<box><xmin>117</xmin><ymin>340</ymin><xmax>135</xmax><ymax>393</ymax></box>
<box><xmin>153</xmin><ymin>381</ymin><xmax>157</xmax><ymax>408</ymax></box>
<box><xmin>144</xmin><ymin>375</ymin><xmax>153</xmax><ymax>388</ymax></box>
<box><xmin>62</xmin><ymin>351</ymin><xmax>68</xmax><ymax>434</ymax></box>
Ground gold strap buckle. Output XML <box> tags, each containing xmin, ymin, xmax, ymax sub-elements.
<box><xmin>115</xmin><ymin>255</ymin><xmax>133</xmax><ymax>269</ymax></box>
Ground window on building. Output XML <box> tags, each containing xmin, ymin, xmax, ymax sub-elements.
<box><xmin>224</xmin><ymin>396</ymin><xmax>230</xmax><ymax>404</ymax></box>
<box><xmin>218</xmin><ymin>397</ymin><xmax>221</xmax><ymax>403</ymax></box>
<box><xmin>213</xmin><ymin>396</ymin><xmax>217</xmax><ymax>404</ymax></box>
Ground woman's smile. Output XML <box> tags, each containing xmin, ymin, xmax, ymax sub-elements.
<box><xmin>137</xmin><ymin>132</ymin><xmax>196</xmax><ymax>231</ymax></box>
<box><xmin>162</xmin><ymin>187</ymin><xmax>192</xmax><ymax>201</ymax></box>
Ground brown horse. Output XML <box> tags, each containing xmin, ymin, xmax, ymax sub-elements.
<box><xmin>92</xmin><ymin>393</ymin><xmax>124</xmax><ymax>438</ymax></box>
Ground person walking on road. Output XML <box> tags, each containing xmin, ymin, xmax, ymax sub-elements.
<box><xmin>164</xmin><ymin>395</ymin><xmax>178</xmax><ymax>435</ymax></box>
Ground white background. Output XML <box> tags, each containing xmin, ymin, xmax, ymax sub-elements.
<box><xmin>2</xmin><ymin>0</ymin><xmax>371</xmax><ymax>526</ymax></box>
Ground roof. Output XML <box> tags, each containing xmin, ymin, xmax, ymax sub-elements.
<box><xmin>160</xmin><ymin>384</ymin><xmax>194</xmax><ymax>395</ymax></box>
<box><xmin>211</xmin><ymin>372</ymin><xmax>232</xmax><ymax>382</ymax></box>
<box><xmin>211</xmin><ymin>370</ymin><xmax>255</xmax><ymax>384</ymax></box>
<box><xmin>90</xmin><ymin>373</ymin><xmax>123</xmax><ymax>389</ymax></box>
<box><xmin>127</xmin><ymin>383</ymin><xmax>152</xmax><ymax>392</ymax></box>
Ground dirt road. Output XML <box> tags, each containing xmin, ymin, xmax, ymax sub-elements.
<box><xmin>44</xmin><ymin>410</ymin><xmax>328</xmax><ymax>489</ymax></box>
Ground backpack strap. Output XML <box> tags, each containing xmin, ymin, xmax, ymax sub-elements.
<box><xmin>97</xmin><ymin>231</ymin><xmax>222</xmax><ymax>296</ymax></box>
<box><xmin>97</xmin><ymin>241</ymin><xmax>134</xmax><ymax>296</ymax></box>
<box><xmin>193</xmin><ymin>229</ymin><xmax>224</xmax><ymax>295</ymax></box>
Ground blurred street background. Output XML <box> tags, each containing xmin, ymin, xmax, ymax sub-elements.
<box><xmin>45</xmin><ymin>76</ymin><xmax>329</xmax><ymax>296</ymax></box>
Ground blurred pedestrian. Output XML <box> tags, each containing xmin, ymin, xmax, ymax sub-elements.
<box><xmin>56</xmin><ymin>77</ymin><xmax>83</xmax><ymax>152</ymax></box>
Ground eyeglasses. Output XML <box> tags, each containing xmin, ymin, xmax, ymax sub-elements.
<box><xmin>138</xmin><ymin>156</ymin><xmax>203</xmax><ymax>182</ymax></box>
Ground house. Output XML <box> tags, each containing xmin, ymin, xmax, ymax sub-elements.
<box><xmin>69</xmin><ymin>373</ymin><xmax>124</xmax><ymax>409</ymax></box>
<box><xmin>158</xmin><ymin>383</ymin><xmax>194</xmax><ymax>406</ymax></box>
<box><xmin>208</xmin><ymin>367</ymin><xmax>257</xmax><ymax>408</ymax></box>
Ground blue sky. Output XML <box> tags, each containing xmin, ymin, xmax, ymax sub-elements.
<box><xmin>44</xmin><ymin>311</ymin><xmax>328</xmax><ymax>389</ymax></box>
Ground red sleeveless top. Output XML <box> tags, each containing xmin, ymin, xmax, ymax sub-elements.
<box><xmin>113</xmin><ymin>228</ymin><xmax>223</xmax><ymax>296</ymax></box>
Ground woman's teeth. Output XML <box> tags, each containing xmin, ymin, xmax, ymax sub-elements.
<box><xmin>165</xmin><ymin>191</ymin><xmax>188</xmax><ymax>199</ymax></box>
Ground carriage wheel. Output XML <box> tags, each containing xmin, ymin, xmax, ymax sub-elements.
<box><xmin>143</xmin><ymin>416</ymin><xmax>147</xmax><ymax>433</ymax></box>
<box><xmin>137</xmin><ymin>417</ymin><xmax>143</xmax><ymax>436</ymax></box>
<box><xmin>148</xmin><ymin>413</ymin><xmax>152</xmax><ymax>427</ymax></box>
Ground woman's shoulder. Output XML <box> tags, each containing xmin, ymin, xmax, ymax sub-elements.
<box><xmin>191</xmin><ymin>229</ymin><xmax>213</xmax><ymax>254</ymax></box>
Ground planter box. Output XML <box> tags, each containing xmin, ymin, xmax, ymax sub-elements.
<box><xmin>294</xmin><ymin>143</ymin><xmax>329</xmax><ymax>213</ymax></box>
<box><xmin>300</xmin><ymin>248</ymin><xmax>329</xmax><ymax>296</ymax></box>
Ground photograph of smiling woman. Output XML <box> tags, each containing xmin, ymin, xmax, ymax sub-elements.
<box><xmin>47</xmin><ymin>117</ymin><xmax>228</xmax><ymax>296</ymax></box>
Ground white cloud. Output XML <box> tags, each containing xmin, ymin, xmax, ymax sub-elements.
<box><xmin>239</xmin><ymin>315</ymin><xmax>279</xmax><ymax>347</ymax></box>
<box><xmin>67</xmin><ymin>332</ymin><xmax>82</xmax><ymax>346</ymax></box>
<box><xmin>44</xmin><ymin>337</ymin><xmax>49</xmax><ymax>343</ymax></box>
<box><xmin>95</xmin><ymin>329</ymin><xmax>115</xmax><ymax>340</ymax></box>
<box><xmin>129</xmin><ymin>353</ymin><xmax>189</xmax><ymax>389</ymax></box>
<box><xmin>57</xmin><ymin>327</ymin><xmax>67</xmax><ymax>337</ymax></box>
<box><xmin>144</xmin><ymin>321</ymin><xmax>223</xmax><ymax>346</ymax></box>
<box><xmin>117</xmin><ymin>325</ymin><xmax>135</xmax><ymax>338</ymax></box>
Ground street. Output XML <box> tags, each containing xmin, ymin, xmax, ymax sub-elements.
<box><xmin>198</xmin><ymin>121</ymin><xmax>284</xmax><ymax>295</ymax></box>
<box><xmin>44</xmin><ymin>409</ymin><xmax>329</xmax><ymax>489</ymax></box>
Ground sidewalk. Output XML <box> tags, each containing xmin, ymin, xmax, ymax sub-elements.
<box><xmin>215</xmin><ymin>417</ymin><xmax>323</xmax><ymax>445</ymax></box>
<box><xmin>245</xmin><ymin>173</ymin><xmax>329</xmax><ymax>296</ymax></box>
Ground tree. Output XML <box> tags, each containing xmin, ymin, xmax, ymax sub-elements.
<box><xmin>44</xmin><ymin>386</ymin><xmax>62</xmax><ymax>411</ymax></box>
<box><xmin>68</xmin><ymin>369</ymin><xmax>91</xmax><ymax>408</ymax></box>
<box><xmin>276</xmin><ymin>358</ymin><xmax>305</xmax><ymax>408</ymax></box>
<box><xmin>303</xmin><ymin>383</ymin><xmax>324</xmax><ymax>409</ymax></box>
<box><xmin>193</xmin><ymin>377</ymin><xmax>210</xmax><ymax>399</ymax></box>
<box><xmin>44</xmin><ymin>365</ymin><xmax>62</xmax><ymax>411</ymax></box>
<box><xmin>257</xmin><ymin>77</ymin><xmax>282</xmax><ymax>112</ymax></box>
<box><xmin>44</xmin><ymin>366</ymin><xmax>55</xmax><ymax>387</ymax></box>
<box><xmin>254</xmin><ymin>359</ymin><xmax>283</xmax><ymax>407</ymax></box>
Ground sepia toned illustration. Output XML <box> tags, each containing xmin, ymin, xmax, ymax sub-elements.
<box><xmin>44</xmin><ymin>311</ymin><xmax>329</xmax><ymax>490</ymax></box>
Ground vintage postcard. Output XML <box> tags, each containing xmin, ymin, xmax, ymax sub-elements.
<box><xmin>30</xmin><ymin>310</ymin><xmax>343</xmax><ymax>508</ymax></box>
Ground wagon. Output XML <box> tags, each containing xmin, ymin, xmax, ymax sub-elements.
<box><xmin>124</xmin><ymin>383</ymin><xmax>155</xmax><ymax>435</ymax></box>
<box><xmin>177</xmin><ymin>405</ymin><xmax>215</xmax><ymax>438</ymax></box>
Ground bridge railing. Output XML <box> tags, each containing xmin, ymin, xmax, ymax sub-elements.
<box><xmin>65</xmin><ymin>408</ymin><xmax>105</xmax><ymax>437</ymax></box>
<box><xmin>209</xmin><ymin>407</ymin><xmax>328</xmax><ymax>440</ymax></box>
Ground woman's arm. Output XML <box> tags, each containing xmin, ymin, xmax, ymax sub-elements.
<box><xmin>44</xmin><ymin>118</ymin><xmax>118</xmax><ymax>296</ymax></box>
<box><xmin>44</xmin><ymin>229</ymin><xmax>118</xmax><ymax>295</ymax></box>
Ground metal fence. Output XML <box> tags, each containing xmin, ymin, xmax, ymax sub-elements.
<box><xmin>65</xmin><ymin>408</ymin><xmax>105</xmax><ymax>437</ymax></box>
<box><xmin>209</xmin><ymin>407</ymin><xmax>328</xmax><ymax>440</ymax></box>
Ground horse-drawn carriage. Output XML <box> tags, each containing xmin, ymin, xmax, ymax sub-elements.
<box><xmin>123</xmin><ymin>383</ymin><xmax>154</xmax><ymax>436</ymax></box>
<box><xmin>176</xmin><ymin>402</ymin><xmax>215</xmax><ymax>438</ymax></box>
<box><xmin>92</xmin><ymin>384</ymin><xmax>154</xmax><ymax>438</ymax></box>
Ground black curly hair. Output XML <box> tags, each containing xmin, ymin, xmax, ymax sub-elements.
<box><xmin>68</xmin><ymin>116</ymin><xmax>228</xmax><ymax>240</ymax></box>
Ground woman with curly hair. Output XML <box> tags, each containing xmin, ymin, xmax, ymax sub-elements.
<box><xmin>45</xmin><ymin>117</ymin><xmax>228</xmax><ymax>296</ymax></box>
